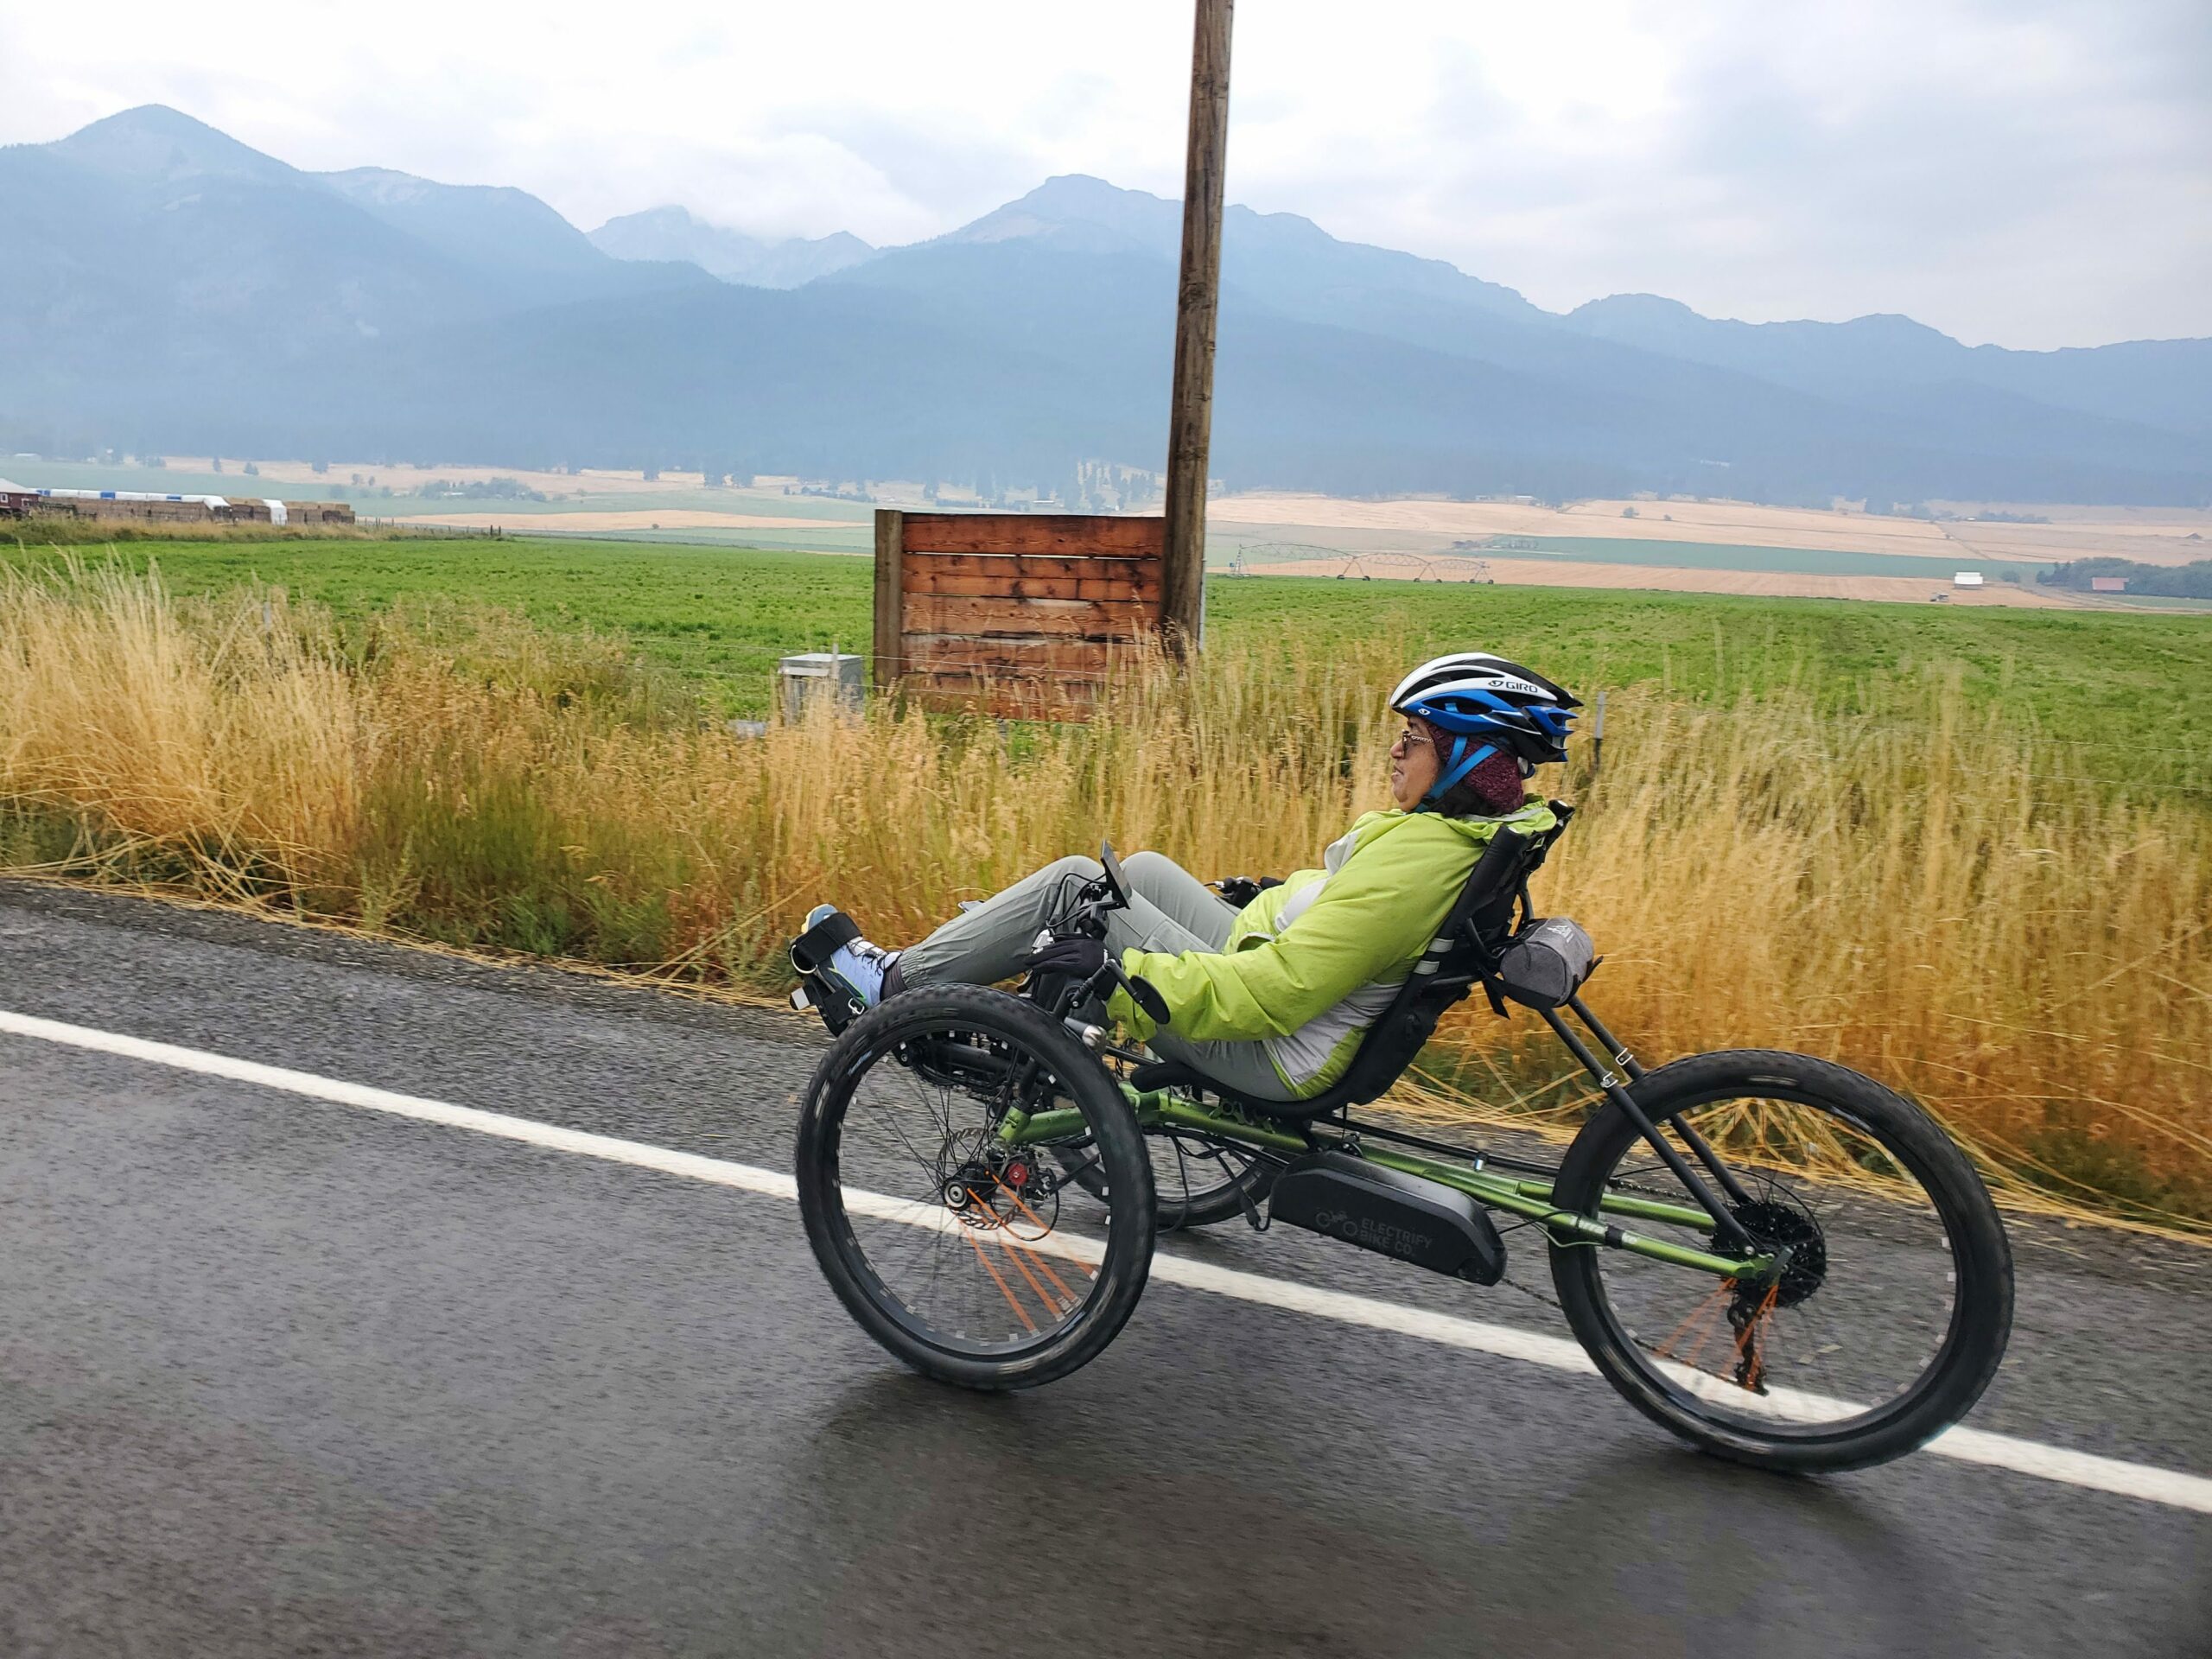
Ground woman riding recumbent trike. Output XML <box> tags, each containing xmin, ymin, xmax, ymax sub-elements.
<box><xmin>786</xmin><ymin>653</ymin><xmax>2012</xmax><ymax>1473</ymax></box>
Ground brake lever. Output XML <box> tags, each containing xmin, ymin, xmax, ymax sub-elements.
<box><xmin>1081</xmin><ymin>960</ymin><xmax>1171</xmax><ymax>1027</ymax></box>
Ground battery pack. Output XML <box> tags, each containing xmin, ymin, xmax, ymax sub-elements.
<box><xmin>1268</xmin><ymin>1150</ymin><xmax>1506</xmax><ymax>1286</ymax></box>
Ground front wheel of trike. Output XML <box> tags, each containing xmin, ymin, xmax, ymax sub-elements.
<box><xmin>797</xmin><ymin>984</ymin><xmax>1156</xmax><ymax>1390</ymax></box>
<box><xmin>1548</xmin><ymin>1050</ymin><xmax>2013</xmax><ymax>1472</ymax></box>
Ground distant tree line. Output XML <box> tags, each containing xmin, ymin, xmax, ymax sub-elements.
<box><xmin>2037</xmin><ymin>556</ymin><xmax>2212</xmax><ymax>598</ymax></box>
<box><xmin>410</xmin><ymin>477</ymin><xmax>546</xmax><ymax>502</ymax></box>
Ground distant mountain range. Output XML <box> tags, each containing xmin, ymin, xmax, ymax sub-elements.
<box><xmin>3</xmin><ymin>105</ymin><xmax>2206</xmax><ymax>506</ymax></box>
<box><xmin>587</xmin><ymin>207</ymin><xmax>874</xmax><ymax>289</ymax></box>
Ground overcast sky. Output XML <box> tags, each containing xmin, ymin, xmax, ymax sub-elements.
<box><xmin>4</xmin><ymin>0</ymin><xmax>2206</xmax><ymax>349</ymax></box>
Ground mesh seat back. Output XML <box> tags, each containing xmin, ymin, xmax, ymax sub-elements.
<box><xmin>1280</xmin><ymin>807</ymin><xmax>1571</xmax><ymax>1116</ymax></box>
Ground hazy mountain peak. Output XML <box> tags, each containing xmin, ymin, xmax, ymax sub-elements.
<box><xmin>935</xmin><ymin>173</ymin><xmax>1541</xmax><ymax>324</ymax></box>
<box><xmin>1015</xmin><ymin>173</ymin><xmax>1146</xmax><ymax>211</ymax></box>
<box><xmin>588</xmin><ymin>207</ymin><xmax>874</xmax><ymax>288</ymax></box>
<box><xmin>603</xmin><ymin>205</ymin><xmax>715</xmax><ymax>236</ymax></box>
<box><xmin>24</xmin><ymin>106</ymin><xmax>712</xmax><ymax>324</ymax></box>
<box><xmin>932</xmin><ymin>175</ymin><xmax>1170</xmax><ymax>254</ymax></box>
<box><xmin>1014</xmin><ymin>174</ymin><xmax>1179</xmax><ymax>235</ymax></box>
<box><xmin>1834</xmin><ymin>311</ymin><xmax>1956</xmax><ymax>345</ymax></box>
<box><xmin>1573</xmin><ymin>294</ymin><xmax>1961</xmax><ymax>349</ymax></box>
<box><xmin>315</xmin><ymin>164</ymin><xmax>594</xmax><ymax>265</ymax></box>
<box><xmin>51</xmin><ymin>104</ymin><xmax>294</xmax><ymax>185</ymax></box>
<box><xmin>1571</xmin><ymin>292</ymin><xmax>1700</xmax><ymax>322</ymax></box>
<box><xmin>988</xmin><ymin>175</ymin><xmax>1344</xmax><ymax>253</ymax></box>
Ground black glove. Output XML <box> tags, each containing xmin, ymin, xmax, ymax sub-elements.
<box><xmin>1215</xmin><ymin>875</ymin><xmax>1283</xmax><ymax>909</ymax></box>
<box><xmin>1023</xmin><ymin>936</ymin><xmax>1108</xmax><ymax>982</ymax></box>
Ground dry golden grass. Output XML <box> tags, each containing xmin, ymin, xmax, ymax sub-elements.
<box><xmin>3</xmin><ymin>563</ymin><xmax>2206</xmax><ymax>1225</ymax></box>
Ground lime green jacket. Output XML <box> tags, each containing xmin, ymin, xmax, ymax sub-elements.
<box><xmin>1109</xmin><ymin>798</ymin><xmax>1557</xmax><ymax>1096</ymax></box>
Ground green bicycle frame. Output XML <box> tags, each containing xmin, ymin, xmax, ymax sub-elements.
<box><xmin>998</xmin><ymin>1093</ymin><xmax>1771</xmax><ymax>1283</ymax></box>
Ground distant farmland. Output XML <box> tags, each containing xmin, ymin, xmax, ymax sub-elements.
<box><xmin>16</xmin><ymin>459</ymin><xmax>2211</xmax><ymax>582</ymax></box>
<box><xmin>1242</xmin><ymin>535</ymin><xmax>2043</xmax><ymax>580</ymax></box>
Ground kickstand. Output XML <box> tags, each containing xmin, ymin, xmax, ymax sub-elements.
<box><xmin>1186</xmin><ymin>1133</ymin><xmax>1268</xmax><ymax>1232</ymax></box>
<box><xmin>1237</xmin><ymin>1171</ymin><xmax>1269</xmax><ymax>1232</ymax></box>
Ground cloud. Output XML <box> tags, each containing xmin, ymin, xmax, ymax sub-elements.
<box><xmin>1224</xmin><ymin>0</ymin><xmax>2212</xmax><ymax>345</ymax></box>
<box><xmin>1</xmin><ymin>0</ymin><xmax>2202</xmax><ymax>346</ymax></box>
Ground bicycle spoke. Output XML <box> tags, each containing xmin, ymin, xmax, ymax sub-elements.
<box><xmin>822</xmin><ymin>1014</ymin><xmax>1119</xmax><ymax>1355</ymax></box>
<box><xmin>1592</xmin><ymin>1092</ymin><xmax>1963</xmax><ymax>1431</ymax></box>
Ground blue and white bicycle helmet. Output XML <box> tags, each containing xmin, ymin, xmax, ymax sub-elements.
<box><xmin>1389</xmin><ymin>652</ymin><xmax>1580</xmax><ymax>804</ymax></box>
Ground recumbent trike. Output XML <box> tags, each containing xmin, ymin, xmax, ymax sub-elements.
<box><xmin>790</xmin><ymin>812</ymin><xmax>2012</xmax><ymax>1472</ymax></box>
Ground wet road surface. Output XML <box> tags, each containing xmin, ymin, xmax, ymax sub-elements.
<box><xmin>2</xmin><ymin>881</ymin><xmax>2206</xmax><ymax>1658</ymax></box>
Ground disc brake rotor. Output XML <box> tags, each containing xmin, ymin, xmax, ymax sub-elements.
<box><xmin>935</xmin><ymin>1127</ymin><xmax>1058</xmax><ymax>1241</ymax></box>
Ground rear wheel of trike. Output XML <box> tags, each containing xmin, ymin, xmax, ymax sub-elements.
<box><xmin>1548</xmin><ymin>1050</ymin><xmax>2012</xmax><ymax>1472</ymax></box>
<box><xmin>797</xmin><ymin>985</ymin><xmax>1156</xmax><ymax>1390</ymax></box>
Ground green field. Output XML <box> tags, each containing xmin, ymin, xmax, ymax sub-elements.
<box><xmin>9</xmin><ymin>533</ymin><xmax>2208</xmax><ymax>793</ymax></box>
<box><xmin>523</xmin><ymin>524</ymin><xmax>874</xmax><ymax>553</ymax></box>
<box><xmin>3</xmin><ymin>536</ymin><xmax>873</xmax><ymax>711</ymax></box>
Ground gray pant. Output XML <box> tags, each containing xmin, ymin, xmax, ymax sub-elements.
<box><xmin>895</xmin><ymin>851</ymin><xmax>1298</xmax><ymax>1101</ymax></box>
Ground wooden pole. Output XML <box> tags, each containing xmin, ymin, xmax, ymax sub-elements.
<box><xmin>1160</xmin><ymin>0</ymin><xmax>1233</xmax><ymax>654</ymax></box>
<box><xmin>872</xmin><ymin>508</ymin><xmax>905</xmax><ymax>695</ymax></box>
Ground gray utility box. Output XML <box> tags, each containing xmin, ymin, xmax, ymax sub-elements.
<box><xmin>778</xmin><ymin>652</ymin><xmax>864</xmax><ymax>722</ymax></box>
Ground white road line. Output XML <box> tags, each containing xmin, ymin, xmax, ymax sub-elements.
<box><xmin>5</xmin><ymin>1005</ymin><xmax>2209</xmax><ymax>1518</ymax></box>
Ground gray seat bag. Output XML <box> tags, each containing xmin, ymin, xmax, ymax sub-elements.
<box><xmin>1494</xmin><ymin>916</ymin><xmax>1596</xmax><ymax>1008</ymax></box>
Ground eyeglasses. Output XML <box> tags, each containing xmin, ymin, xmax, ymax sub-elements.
<box><xmin>1390</xmin><ymin>725</ymin><xmax>1433</xmax><ymax>753</ymax></box>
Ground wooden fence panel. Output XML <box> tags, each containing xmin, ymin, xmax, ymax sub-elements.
<box><xmin>900</xmin><ymin>514</ymin><xmax>1164</xmax><ymax>558</ymax></box>
<box><xmin>903</xmin><ymin>594</ymin><xmax>1158</xmax><ymax>639</ymax></box>
<box><xmin>876</xmin><ymin>512</ymin><xmax>1166</xmax><ymax>715</ymax></box>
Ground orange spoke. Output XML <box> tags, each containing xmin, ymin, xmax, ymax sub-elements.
<box><xmin>999</xmin><ymin>1238</ymin><xmax>1065</xmax><ymax>1317</ymax></box>
<box><xmin>987</xmin><ymin>1170</ymin><xmax>1095</xmax><ymax>1279</ymax></box>
<box><xmin>1655</xmin><ymin>1280</ymin><xmax>1734</xmax><ymax>1368</ymax></box>
<box><xmin>967</xmin><ymin>1230</ymin><xmax>1036</xmax><ymax>1333</ymax></box>
<box><xmin>1005</xmin><ymin>1236</ymin><xmax>1079</xmax><ymax>1306</ymax></box>
<box><xmin>963</xmin><ymin>1185</ymin><xmax>1003</xmax><ymax>1230</ymax></box>
<box><xmin>986</xmin><ymin>1171</ymin><xmax>1058</xmax><ymax>1235</ymax></box>
<box><xmin>1686</xmin><ymin>1312</ymin><xmax>1727</xmax><ymax>1373</ymax></box>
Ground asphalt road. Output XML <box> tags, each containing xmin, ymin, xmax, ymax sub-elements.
<box><xmin>3</xmin><ymin>880</ymin><xmax>2207</xmax><ymax>1659</ymax></box>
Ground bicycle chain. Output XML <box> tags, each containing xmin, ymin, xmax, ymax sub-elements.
<box><xmin>1497</xmin><ymin>1269</ymin><xmax>1564</xmax><ymax>1313</ymax></box>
